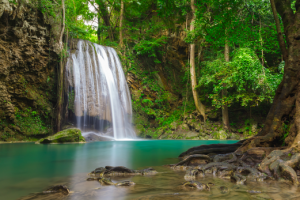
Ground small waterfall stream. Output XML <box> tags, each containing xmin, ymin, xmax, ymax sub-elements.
<box><xmin>65</xmin><ymin>40</ymin><xmax>135</xmax><ymax>140</ymax></box>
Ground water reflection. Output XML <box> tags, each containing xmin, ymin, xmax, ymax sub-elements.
<box><xmin>68</xmin><ymin>142</ymin><xmax>134</xmax><ymax>200</ymax></box>
<box><xmin>0</xmin><ymin>140</ymin><xmax>240</xmax><ymax>199</ymax></box>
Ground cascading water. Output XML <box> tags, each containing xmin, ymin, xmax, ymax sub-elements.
<box><xmin>65</xmin><ymin>39</ymin><xmax>135</xmax><ymax>140</ymax></box>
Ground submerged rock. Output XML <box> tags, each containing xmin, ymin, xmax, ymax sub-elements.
<box><xmin>182</xmin><ymin>181</ymin><xmax>210</xmax><ymax>190</ymax></box>
<box><xmin>36</xmin><ymin>128</ymin><xmax>85</xmax><ymax>144</ymax></box>
<box><xmin>89</xmin><ymin>166</ymin><xmax>158</xmax><ymax>178</ymax></box>
<box><xmin>43</xmin><ymin>185</ymin><xmax>70</xmax><ymax>195</ymax></box>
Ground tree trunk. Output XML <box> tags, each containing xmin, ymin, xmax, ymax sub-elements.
<box><xmin>222</xmin><ymin>38</ymin><xmax>230</xmax><ymax>131</ymax></box>
<box><xmin>270</xmin><ymin>0</ymin><xmax>288</xmax><ymax>62</ymax></box>
<box><xmin>97</xmin><ymin>14</ymin><xmax>101</xmax><ymax>43</ymax></box>
<box><xmin>97</xmin><ymin>0</ymin><xmax>114</xmax><ymax>41</ymax></box>
<box><xmin>119</xmin><ymin>0</ymin><xmax>124</xmax><ymax>47</ymax></box>
<box><xmin>56</xmin><ymin>0</ymin><xmax>65</xmax><ymax>132</ymax></box>
<box><xmin>190</xmin><ymin>0</ymin><xmax>206</xmax><ymax>121</ymax></box>
<box><xmin>259</xmin><ymin>18</ymin><xmax>265</xmax><ymax>68</ymax></box>
<box><xmin>237</xmin><ymin>0</ymin><xmax>300</xmax><ymax>153</ymax></box>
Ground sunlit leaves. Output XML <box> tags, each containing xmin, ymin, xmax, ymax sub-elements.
<box><xmin>198</xmin><ymin>48</ymin><xmax>283</xmax><ymax>108</ymax></box>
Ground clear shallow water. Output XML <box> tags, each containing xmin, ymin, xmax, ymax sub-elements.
<box><xmin>0</xmin><ymin>140</ymin><xmax>236</xmax><ymax>199</ymax></box>
<box><xmin>3</xmin><ymin>140</ymin><xmax>299</xmax><ymax>200</ymax></box>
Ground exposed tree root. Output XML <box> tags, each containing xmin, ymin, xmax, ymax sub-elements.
<box><xmin>179</xmin><ymin>143</ymin><xmax>243</xmax><ymax>158</ymax></box>
<box><xmin>258</xmin><ymin>149</ymin><xmax>300</xmax><ymax>185</ymax></box>
<box><xmin>174</xmin><ymin>154</ymin><xmax>211</xmax><ymax>166</ymax></box>
<box><xmin>175</xmin><ymin>144</ymin><xmax>300</xmax><ymax>185</ymax></box>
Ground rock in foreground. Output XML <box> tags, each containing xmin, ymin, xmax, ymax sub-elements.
<box><xmin>36</xmin><ymin>128</ymin><xmax>85</xmax><ymax>144</ymax></box>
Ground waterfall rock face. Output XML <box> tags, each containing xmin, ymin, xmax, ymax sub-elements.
<box><xmin>65</xmin><ymin>39</ymin><xmax>135</xmax><ymax>139</ymax></box>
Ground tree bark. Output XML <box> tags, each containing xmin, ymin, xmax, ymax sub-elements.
<box><xmin>270</xmin><ymin>0</ymin><xmax>288</xmax><ymax>61</ymax></box>
<box><xmin>119</xmin><ymin>0</ymin><xmax>124</xmax><ymax>47</ymax></box>
<box><xmin>237</xmin><ymin>0</ymin><xmax>300</xmax><ymax>153</ymax></box>
<box><xmin>96</xmin><ymin>0</ymin><xmax>114</xmax><ymax>41</ymax></box>
<box><xmin>190</xmin><ymin>0</ymin><xmax>206</xmax><ymax>121</ymax></box>
<box><xmin>97</xmin><ymin>14</ymin><xmax>101</xmax><ymax>42</ymax></box>
<box><xmin>222</xmin><ymin>38</ymin><xmax>230</xmax><ymax>131</ymax></box>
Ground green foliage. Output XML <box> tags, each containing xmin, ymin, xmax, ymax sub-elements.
<box><xmin>68</xmin><ymin>90</ymin><xmax>75</xmax><ymax>112</ymax></box>
<box><xmin>14</xmin><ymin>107</ymin><xmax>50</xmax><ymax>136</ymax></box>
<box><xmin>198</xmin><ymin>48</ymin><xmax>283</xmax><ymax>108</ymax></box>
<box><xmin>134</xmin><ymin>36</ymin><xmax>167</xmax><ymax>63</ymax></box>
<box><xmin>281</xmin><ymin>121</ymin><xmax>290</xmax><ymax>146</ymax></box>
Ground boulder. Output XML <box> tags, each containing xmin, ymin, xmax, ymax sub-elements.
<box><xmin>194</xmin><ymin>123</ymin><xmax>202</xmax><ymax>132</ymax></box>
<box><xmin>180</xmin><ymin>123</ymin><xmax>189</xmax><ymax>130</ymax></box>
<box><xmin>251</xmin><ymin>122</ymin><xmax>258</xmax><ymax>133</ymax></box>
<box><xmin>218</xmin><ymin>130</ymin><xmax>228</xmax><ymax>140</ymax></box>
<box><xmin>170</xmin><ymin>122</ymin><xmax>178</xmax><ymax>130</ymax></box>
<box><xmin>186</xmin><ymin>131</ymin><xmax>198</xmax><ymax>138</ymax></box>
<box><xmin>36</xmin><ymin>128</ymin><xmax>85</xmax><ymax>144</ymax></box>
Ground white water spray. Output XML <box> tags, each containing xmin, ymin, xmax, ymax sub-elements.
<box><xmin>65</xmin><ymin>40</ymin><xmax>135</xmax><ymax>140</ymax></box>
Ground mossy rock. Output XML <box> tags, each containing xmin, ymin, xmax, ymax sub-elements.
<box><xmin>170</xmin><ymin>122</ymin><xmax>178</xmax><ymax>130</ymax></box>
<box><xmin>36</xmin><ymin>128</ymin><xmax>85</xmax><ymax>144</ymax></box>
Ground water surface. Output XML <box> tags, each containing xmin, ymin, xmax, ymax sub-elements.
<box><xmin>4</xmin><ymin>140</ymin><xmax>297</xmax><ymax>200</ymax></box>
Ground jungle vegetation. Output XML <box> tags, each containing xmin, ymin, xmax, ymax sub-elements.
<box><xmin>4</xmin><ymin>0</ymin><xmax>300</xmax><ymax>151</ymax></box>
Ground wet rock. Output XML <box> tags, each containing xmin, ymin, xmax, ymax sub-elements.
<box><xmin>36</xmin><ymin>128</ymin><xmax>85</xmax><ymax>144</ymax></box>
<box><xmin>184</xmin><ymin>168</ymin><xmax>204</xmax><ymax>179</ymax></box>
<box><xmin>182</xmin><ymin>181</ymin><xmax>210</xmax><ymax>190</ymax></box>
<box><xmin>43</xmin><ymin>185</ymin><xmax>69</xmax><ymax>195</ymax></box>
<box><xmin>116</xmin><ymin>181</ymin><xmax>135</xmax><ymax>186</ymax></box>
<box><xmin>219</xmin><ymin>186</ymin><xmax>229</xmax><ymax>194</ymax></box>
<box><xmin>99</xmin><ymin>177</ymin><xmax>115</xmax><ymax>185</ymax></box>
<box><xmin>89</xmin><ymin>166</ymin><xmax>158</xmax><ymax>177</ymax></box>
<box><xmin>84</xmin><ymin>133</ymin><xmax>113</xmax><ymax>142</ymax></box>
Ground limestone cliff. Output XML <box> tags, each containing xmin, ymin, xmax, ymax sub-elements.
<box><xmin>0</xmin><ymin>0</ymin><xmax>60</xmax><ymax>141</ymax></box>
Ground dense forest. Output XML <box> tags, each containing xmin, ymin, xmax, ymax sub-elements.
<box><xmin>3</xmin><ymin>0</ymin><xmax>300</xmax><ymax>197</ymax></box>
<box><xmin>64</xmin><ymin>0</ymin><xmax>286</xmax><ymax>139</ymax></box>
<box><xmin>0</xmin><ymin>0</ymin><xmax>299</xmax><ymax>149</ymax></box>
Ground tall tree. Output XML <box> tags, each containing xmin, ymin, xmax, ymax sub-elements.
<box><xmin>222</xmin><ymin>37</ymin><xmax>230</xmax><ymax>131</ymax></box>
<box><xmin>56</xmin><ymin>0</ymin><xmax>66</xmax><ymax>132</ymax></box>
<box><xmin>190</xmin><ymin>0</ymin><xmax>206</xmax><ymax>120</ymax></box>
<box><xmin>119</xmin><ymin>0</ymin><xmax>124</xmax><ymax>47</ymax></box>
<box><xmin>91</xmin><ymin>0</ymin><xmax>115</xmax><ymax>41</ymax></box>
<box><xmin>238</xmin><ymin>0</ymin><xmax>300</xmax><ymax>154</ymax></box>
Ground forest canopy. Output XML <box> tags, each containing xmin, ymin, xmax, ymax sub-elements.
<box><xmin>24</xmin><ymin>0</ymin><xmax>290</xmax><ymax>136</ymax></box>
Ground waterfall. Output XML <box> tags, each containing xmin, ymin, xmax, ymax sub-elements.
<box><xmin>65</xmin><ymin>39</ymin><xmax>135</xmax><ymax>140</ymax></box>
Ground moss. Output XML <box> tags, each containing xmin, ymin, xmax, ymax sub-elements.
<box><xmin>68</xmin><ymin>90</ymin><xmax>75</xmax><ymax>112</ymax></box>
<box><xmin>14</xmin><ymin>108</ymin><xmax>51</xmax><ymax>136</ymax></box>
<box><xmin>135</xmin><ymin>124</ymin><xmax>146</xmax><ymax>137</ymax></box>
<box><xmin>36</xmin><ymin>128</ymin><xmax>85</xmax><ymax>144</ymax></box>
